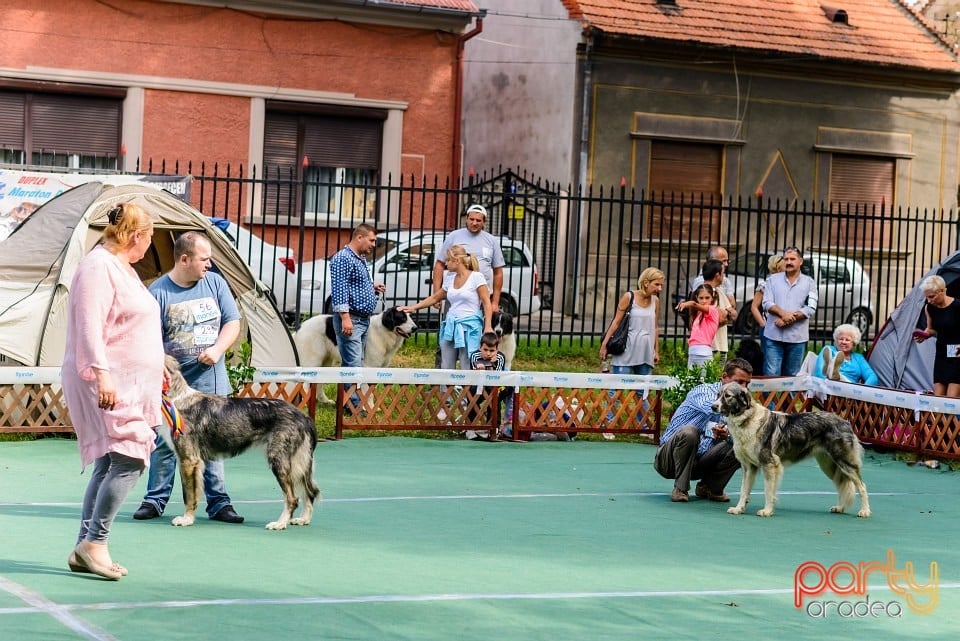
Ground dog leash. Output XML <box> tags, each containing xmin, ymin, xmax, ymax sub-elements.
<box><xmin>160</xmin><ymin>380</ymin><xmax>186</xmax><ymax>440</ymax></box>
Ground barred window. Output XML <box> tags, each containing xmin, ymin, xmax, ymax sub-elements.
<box><xmin>646</xmin><ymin>140</ymin><xmax>723</xmax><ymax>241</ymax></box>
<box><xmin>828</xmin><ymin>154</ymin><xmax>894</xmax><ymax>248</ymax></box>
<box><xmin>0</xmin><ymin>89</ymin><xmax>121</xmax><ymax>170</ymax></box>
<box><xmin>262</xmin><ymin>103</ymin><xmax>384</xmax><ymax>223</ymax></box>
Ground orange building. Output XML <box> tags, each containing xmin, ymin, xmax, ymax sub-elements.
<box><xmin>0</xmin><ymin>0</ymin><xmax>480</xmax><ymax>242</ymax></box>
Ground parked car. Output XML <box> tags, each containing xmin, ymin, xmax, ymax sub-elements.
<box><xmin>723</xmin><ymin>252</ymin><xmax>874</xmax><ymax>336</ymax></box>
<box><xmin>297</xmin><ymin>230</ymin><xmax>541</xmax><ymax>320</ymax></box>
<box><xmin>208</xmin><ymin>219</ymin><xmax>298</xmax><ymax>314</ymax></box>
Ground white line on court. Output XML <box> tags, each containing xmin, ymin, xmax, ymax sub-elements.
<box><xmin>0</xmin><ymin>576</ymin><xmax>118</xmax><ymax>641</ymax></box>
<box><xmin>0</xmin><ymin>489</ymin><xmax>934</xmax><ymax>509</ymax></box>
<box><xmin>1</xmin><ymin>583</ymin><xmax>958</xmax><ymax>616</ymax></box>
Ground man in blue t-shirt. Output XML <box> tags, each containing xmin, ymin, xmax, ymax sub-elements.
<box><xmin>132</xmin><ymin>232</ymin><xmax>244</xmax><ymax>524</ymax></box>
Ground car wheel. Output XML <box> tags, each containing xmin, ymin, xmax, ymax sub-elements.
<box><xmin>845</xmin><ymin>308</ymin><xmax>873</xmax><ymax>337</ymax></box>
<box><xmin>499</xmin><ymin>296</ymin><xmax>519</xmax><ymax>318</ymax></box>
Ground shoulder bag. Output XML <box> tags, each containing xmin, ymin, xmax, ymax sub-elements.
<box><xmin>606</xmin><ymin>291</ymin><xmax>634</xmax><ymax>355</ymax></box>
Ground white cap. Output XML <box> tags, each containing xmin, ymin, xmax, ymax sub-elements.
<box><xmin>465</xmin><ymin>204</ymin><xmax>487</xmax><ymax>218</ymax></box>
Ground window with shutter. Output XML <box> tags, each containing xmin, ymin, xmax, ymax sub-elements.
<box><xmin>828</xmin><ymin>154</ymin><xmax>894</xmax><ymax>248</ymax></box>
<box><xmin>647</xmin><ymin>141</ymin><xmax>723</xmax><ymax>240</ymax></box>
<box><xmin>263</xmin><ymin>105</ymin><xmax>383</xmax><ymax>222</ymax></box>
<box><xmin>0</xmin><ymin>89</ymin><xmax>121</xmax><ymax>169</ymax></box>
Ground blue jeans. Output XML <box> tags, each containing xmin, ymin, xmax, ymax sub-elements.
<box><xmin>142</xmin><ymin>433</ymin><xmax>231</xmax><ymax>518</ymax></box>
<box><xmin>763</xmin><ymin>339</ymin><xmax>807</xmax><ymax>376</ymax></box>
<box><xmin>606</xmin><ymin>363</ymin><xmax>654</xmax><ymax>424</ymax></box>
<box><xmin>333</xmin><ymin>313</ymin><xmax>370</xmax><ymax>407</ymax></box>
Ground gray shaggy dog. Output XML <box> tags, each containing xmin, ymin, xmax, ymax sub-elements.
<box><xmin>164</xmin><ymin>355</ymin><xmax>320</xmax><ymax>530</ymax></box>
<box><xmin>712</xmin><ymin>382</ymin><xmax>871</xmax><ymax>518</ymax></box>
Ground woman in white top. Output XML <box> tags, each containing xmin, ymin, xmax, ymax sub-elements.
<box><xmin>600</xmin><ymin>267</ymin><xmax>665</xmax><ymax>374</ymax></box>
<box><xmin>402</xmin><ymin>245</ymin><xmax>493</xmax><ymax>370</ymax></box>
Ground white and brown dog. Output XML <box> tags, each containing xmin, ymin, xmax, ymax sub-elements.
<box><xmin>293</xmin><ymin>306</ymin><xmax>417</xmax><ymax>403</ymax></box>
<box><xmin>712</xmin><ymin>382</ymin><xmax>871</xmax><ymax>518</ymax></box>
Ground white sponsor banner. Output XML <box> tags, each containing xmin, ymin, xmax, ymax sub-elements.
<box><xmin>0</xmin><ymin>367</ymin><xmax>62</xmax><ymax>384</ymax></box>
<box><xmin>257</xmin><ymin>367</ymin><xmax>678</xmax><ymax>391</ymax></box>
<box><xmin>9</xmin><ymin>366</ymin><xmax>960</xmax><ymax>415</ymax></box>
<box><xmin>0</xmin><ymin>169</ymin><xmax>190</xmax><ymax>242</ymax></box>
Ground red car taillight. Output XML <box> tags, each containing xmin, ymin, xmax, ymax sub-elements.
<box><xmin>279</xmin><ymin>256</ymin><xmax>296</xmax><ymax>274</ymax></box>
<box><xmin>533</xmin><ymin>266</ymin><xmax>540</xmax><ymax>296</ymax></box>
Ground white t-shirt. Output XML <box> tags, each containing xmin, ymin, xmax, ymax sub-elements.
<box><xmin>443</xmin><ymin>271</ymin><xmax>488</xmax><ymax>318</ymax></box>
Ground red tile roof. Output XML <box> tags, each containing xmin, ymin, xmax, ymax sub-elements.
<box><xmin>380</xmin><ymin>0</ymin><xmax>479</xmax><ymax>12</ymax></box>
<box><xmin>568</xmin><ymin>0</ymin><xmax>960</xmax><ymax>73</ymax></box>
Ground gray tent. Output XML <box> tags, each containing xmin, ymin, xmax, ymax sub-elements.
<box><xmin>867</xmin><ymin>251</ymin><xmax>960</xmax><ymax>391</ymax></box>
<box><xmin>0</xmin><ymin>181</ymin><xmax>297</xmax><ymax>368</ymax></box>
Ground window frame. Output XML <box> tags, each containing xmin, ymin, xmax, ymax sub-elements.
<box><xmin>0</xmin><ymin>83</ymin><xmax>123</xmax><ymax>170</ymax></box>
<box><xmin>261</xmin><ymin>103</ymin><xmax>386</xmax><ymax>226</ymax></box>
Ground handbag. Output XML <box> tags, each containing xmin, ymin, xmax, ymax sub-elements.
<box><xmin>605</xmin><ymin>291</ymin><xmax>634</xmax><ymax>355</ymax></box>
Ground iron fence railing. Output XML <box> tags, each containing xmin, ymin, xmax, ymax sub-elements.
<box><xmin>108</xmin><ymin>161</ymin><xmax>960</xmax><ymax>351</ymax></box>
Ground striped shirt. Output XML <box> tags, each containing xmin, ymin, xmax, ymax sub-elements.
<box><xmin>330</xmin><ymin>244</ymin><xmax>377</xmax><ymax>315</ymax></box>
<box><xmin>662</xmin><ymin>382</ymin><xmax>724</xmax><ymax>456</ymax></box>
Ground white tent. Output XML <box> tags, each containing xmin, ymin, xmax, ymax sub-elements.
<box><xmin>0</xmin><ymin>181</ymin><xmax>297</xmax><ymax>368</ymax></box>
<box><xmin>867</xmin><ymin>251</ymin><xmax>960</xmax><ymax>391</ymax></box>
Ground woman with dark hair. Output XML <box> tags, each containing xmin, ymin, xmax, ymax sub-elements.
<box><xmin>61</xmin><ymin>202</ymin><xmax>164</xmax><ymax>580</ymax></box>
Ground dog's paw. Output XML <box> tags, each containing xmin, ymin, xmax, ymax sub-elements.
<box><xmin>265</xmin><ymin>520</ymin><xmax>288</xmax><ymax>530</ymax></box>
<box><xmin>756</xmin><ymin>508</ymin><xmax>775</xmax><ymax>517</ymax></box>
<box><xmin>289</xmin><ymin>517</ymin><xmax>311</xmax><ymax>526</ymax></box>
<box><xmin>171</xmin><ymin>515</ymin><xmax>195</xmax><ymax>527</ymax></box>
<box><xmin>829</xmin><ymin>505</ymin><xmax>845</xmax><ymax>514</ymax></box>
<box><xmin>727</xmin><ymin>505</ymin><xmax>746</xmax><ymax>515</ymax></box>
<box><xmin>857</xmin><ymin>508</ymin><xmax>872</xmax><ymax>518</ymax></box>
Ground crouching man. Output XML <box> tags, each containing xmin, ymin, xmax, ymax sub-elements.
<box><xmin>653</xmin><ymin>358</ymin><xmax>753</xmax><ymax>503</ymax></box>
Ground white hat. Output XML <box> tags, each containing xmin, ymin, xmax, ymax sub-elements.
<box><xmin>465</xmin><ymin>204</ymin><xmax>487</xmax><ymax>218</ymax></box>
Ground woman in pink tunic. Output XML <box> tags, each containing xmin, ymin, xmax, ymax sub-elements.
<box><xmin>61</xmin><ymin>201</ymin><xmax>164</xmax><ymax>580</ymax></box>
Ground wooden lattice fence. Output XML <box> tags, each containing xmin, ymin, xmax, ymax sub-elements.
<box><xmin>2</xmin><ymin>373</ymin><xmax>959</xmax><ymax>462</ymax></box>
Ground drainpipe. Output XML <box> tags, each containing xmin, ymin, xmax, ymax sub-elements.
<box><xmin>570</xmin><ymin>31</ymin><xmax>595</xmax><ymax>318</ymax></box>
<box><xmin>453</xmin><ymin>16</ymin><xmax>484</xmax><ymax>191</ymax></box>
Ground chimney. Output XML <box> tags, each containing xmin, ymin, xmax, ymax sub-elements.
<box><xmin>821</xmin><ymin>6</ymin><xmax>849</xmax><ymax>24</ymax></box>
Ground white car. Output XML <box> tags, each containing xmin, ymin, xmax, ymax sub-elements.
<box><xmin>297</xmin><ymin>230</ymin><xmax>542</xmax><ymax>319</ymax></box>
<box><xmin>208</xmin><ymin>219</ymin><xmax>298</xmax><ymax>314</ymax></box>
<box><xmin>724</xmin><ymin>251</ymin><xmax>874</xmax><ymax>336</ymax></box>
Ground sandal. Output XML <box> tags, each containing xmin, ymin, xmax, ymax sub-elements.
<box><xmin>71</xmin><ymin>546</ymin><xmax>124</xmax><ymax>580</ymax></box>
<box><xmin>68</xmin><ymin>550</ymin><xmax>129</xmax><ymax>576</ymax></box>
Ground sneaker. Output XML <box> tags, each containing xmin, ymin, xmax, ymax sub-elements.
<box><xmin>670</xmin><ymin>488</ymin><xmax>689</xmax><ymax>502</ymax></box>
<box><xmin>133</xmin><ymin>502</ymin><xmax>161</xmax><ymax>520</ymax></box>
<box><xmin>602</xmin><ymin>432</ymin><xmax>616</xmax><ymax>440</ymax></box>
<box><xmin>695</xmin><ymin>483</ymin><xmax>730</xmax><ymax>502</ymax></box>
<box><xmin>465</xmin><ymin>430</ymin><xmax>479</xmax><ymax>440</ymax></box>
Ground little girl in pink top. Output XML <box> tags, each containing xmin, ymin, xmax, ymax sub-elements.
<box><xmin>676</xmin><ymin>284</ymin><xmax>720</xmax><ymax>369</ymax></box>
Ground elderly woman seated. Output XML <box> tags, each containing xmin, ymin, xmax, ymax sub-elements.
<box><xmin>814</xmin><ymin>323</ymin><xmax>879</xmax><ymax>385</ymax></box>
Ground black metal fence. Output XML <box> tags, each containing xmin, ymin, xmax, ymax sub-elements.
<box><xmin>138</xmin><ymin>160</ymin><xmax>960</xmax><ymax>352</ymax></box>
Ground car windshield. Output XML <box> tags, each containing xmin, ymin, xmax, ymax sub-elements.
<box><xmin>729</xmin><ymin>253</ymin><xmax>814</xmax><ymax>279</ymax></box>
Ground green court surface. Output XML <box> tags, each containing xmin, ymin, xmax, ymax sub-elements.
<box><xmin>1</xmin><ymin>437</ymin><xmax>956</xmax><ymax>640</ymax></box>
